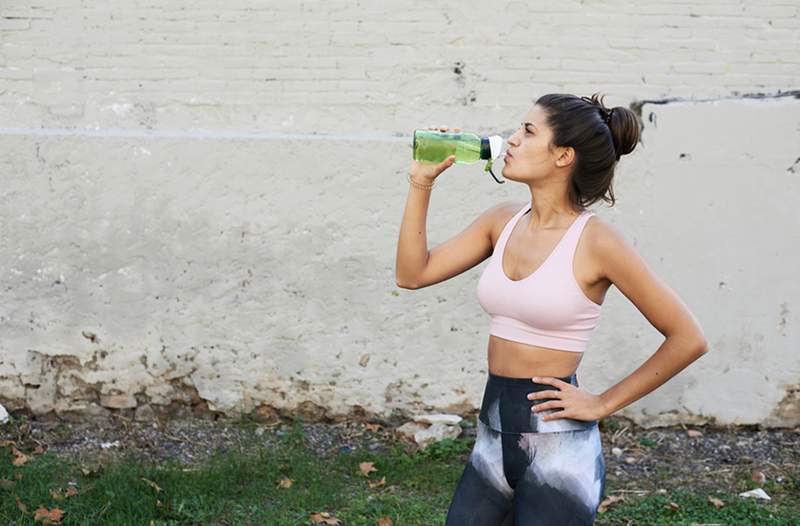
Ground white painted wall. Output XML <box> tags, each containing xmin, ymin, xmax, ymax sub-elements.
<box><xmin>0</xmin><ymin>1</ymin><xmax>798</xmax><ymax>427</ymax></box>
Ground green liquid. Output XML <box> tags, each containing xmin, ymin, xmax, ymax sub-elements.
<box><xmin>413</xmin><ymin>130</ymin><xmax>482</xmax><ymax>164</ymax></box>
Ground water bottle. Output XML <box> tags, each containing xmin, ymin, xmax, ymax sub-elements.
<box><xmin>412</xmin><ymin>129</ymin><xmax>506</xmax><ymax>183</ymax></box>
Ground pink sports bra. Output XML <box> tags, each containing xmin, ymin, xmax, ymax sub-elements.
<box><xmin>476</xmin><ymin>201</ymin><xmax>602</xmax><ymax>353</ymax></box>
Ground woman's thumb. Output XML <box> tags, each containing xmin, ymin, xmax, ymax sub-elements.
<box><xmin>440</xmin><ymin>155</ymin><xmax>455</xmax><ymax>170</ymax></box>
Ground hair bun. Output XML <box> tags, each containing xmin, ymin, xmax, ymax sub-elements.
<box><xmin>582</xmin><ymin>94</ymin><xmax>641</xmax><ymax>160</ymax></box>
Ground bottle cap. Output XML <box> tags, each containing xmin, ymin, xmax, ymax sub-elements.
<box><xmin>488</xmin><ymin>135</ymin><xmax>503</xmax><ymax>159</ymax></box>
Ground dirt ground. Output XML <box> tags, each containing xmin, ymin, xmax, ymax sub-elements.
<box><xmin>2</xmin><ymin>412</ymin><xmax>798</xmax><ymax>505</ymax></box>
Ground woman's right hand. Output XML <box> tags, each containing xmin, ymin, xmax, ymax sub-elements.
<box><xmin>409</xmin><ymin>125</ymin><xmax>460</xmax><ymax>184</ymax></box>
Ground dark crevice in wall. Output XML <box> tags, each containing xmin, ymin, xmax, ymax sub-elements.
<box><xmin>630</xmin><ymin>89</ymin><xmax>800</xmax><ymax>119</ymax></box>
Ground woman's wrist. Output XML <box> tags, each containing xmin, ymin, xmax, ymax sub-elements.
<box><xmin>408</xmin><ymin>173</ymin><xmax>436</xmax><ymax>189</ymax></box>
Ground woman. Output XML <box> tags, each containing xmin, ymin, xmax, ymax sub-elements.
<box><xmin>395</xmin><ymin>93</ymin><xmax>709</xmax><ymax>525</ymax></box>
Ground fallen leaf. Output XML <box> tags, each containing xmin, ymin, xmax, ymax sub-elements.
<box><xmin>140</xmin><ymin>477</ymin><xmax>162</xmax><ymax>492</ymax></box>
<box><xmin>33</xmin><ymin>506</ymin><xmax>64</xmax><ymax>525</ymax></box>
<box><xmin>277</xmin><ymin>476</ymin><xmax>294</xmax><ymax>488</ymax></box>
<box><xmin>364</xmin><ymin>423</ymin><xmax>382</xmax><ymax>432</ymax></box>
<box><xmin>16</xmin><ymin>496</ymin><xmax>27</xmax><ymax>514</ymax></box>
<box><xmin>707</xmin><ymin>495</ymin><xmax>725</xmax><ymax>510</ymax></box>
<box><xmin>359</xmin><ymin>461</ymin><xmax>378</xmax><ymax>477</ymax></box>
<box><xmin>50</xmin><ymin>489</ymin><xmax>63</xmax><ymax>501</ymax></box>
<box><xmin>686</xmin><ymin>429</ymin><xmax>702</xmax><ymax>438</ymax></box>
<box><xmin>664</xmin><ymin>501</ymin><xmax>680</xmax><ymax>511</ymax></box>
<box><xmin>751</xmin><ymin>470</ymin><xmax>766</xmax><ymax>485</ymax></box>
<box><xmin>11</xmin><ymin>446</ymin><xmax>30</xmax><ymax>466</ymax></box>
<box><xmin>368</xmin><ymin>476</ymin><xmax>386</xmax><ymax>488</ymax></box>
<box><xmin>597</xmin><ymin>494</ymin><xmax>625</xmax><ymax>513</ymax></box>
<box><xmin>65</xmin><ymin>487</ymin><xmax>78</xmax><ymax>498</ymax></box>
<box><xmin>309</xmin><ymin>511</ymin><xmax>342</xmax><ymax>525</ymax></box>
<box><xmin>378</xmin><ymin>516</ymin><xmax>393</xmax><ymax>525</ymax></box>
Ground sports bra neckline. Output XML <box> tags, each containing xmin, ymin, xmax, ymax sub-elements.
<box><xmin>500</xmin><ymin>201</ymin><xmax>591</xmax><ymax>283</ymax></box>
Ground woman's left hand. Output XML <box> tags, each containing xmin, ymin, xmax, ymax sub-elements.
<box><xmin>527</xmin><ymin>376</ymin><xmax>608</xmax><ymax>422</ymax></box>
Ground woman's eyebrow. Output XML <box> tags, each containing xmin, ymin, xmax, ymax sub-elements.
<box><xmin>522</xmin><ymin>121</ymin><xmax>538</xmax><ymax>130</ymax></box>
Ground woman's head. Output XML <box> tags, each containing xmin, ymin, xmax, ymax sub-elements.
<box><xmin>503</xmin><ymin>93</ymin><xmax>642</xmax><ymax>209</ymax></box>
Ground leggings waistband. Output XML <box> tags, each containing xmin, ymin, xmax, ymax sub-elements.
<box><xmin>479</xmin><ymin>371</ymin><xmax>596</xmax><ymax>434</ymax></box>
<box><xmin>487</xmin><ymin>371</ymin><xmax>575</xmax><ymax>388</ymax></box>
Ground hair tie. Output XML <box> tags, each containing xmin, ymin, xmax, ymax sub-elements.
<box><xmin>604</xmin><ymin>108</ymin><xmax>614</xmax><ymax>126</ymax></box>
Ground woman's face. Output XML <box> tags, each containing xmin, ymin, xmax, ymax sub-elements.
<box><xmin>502</xmin><ymin>105</ymin><xmax>562</xmax><ymax>181</ymax></box>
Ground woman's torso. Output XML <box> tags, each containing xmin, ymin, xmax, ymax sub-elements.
<box><xmin>486</xmin><ymin>201</ymin><xmax>612</xmax><ymax>378</ymax></box>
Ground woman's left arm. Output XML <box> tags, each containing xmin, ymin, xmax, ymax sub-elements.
<box><xmin>593</xmin><ymin>219</ymin><xmax>710</xmax><ymax>418</ymax></box>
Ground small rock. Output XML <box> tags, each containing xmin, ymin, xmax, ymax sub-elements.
<box><xmin>412</xmin><ymin>413</ymin><xmax>463</xmax><ymax>426</ymax></box>
<box><xmin>100</xmin><ymin>440</ymin><xmax>121</xmax><ymax>449</ymax></box>
<box><xmin>414</xmin><ymin>423</ymin><xmax>462</xmax><ymax>450</ymax></box>
<box><xmin>624</xmin><ymin>456</ymin><xmax>637</xmax><ymax>464</ymax></box>
<box><xmin>611</xmin><ymin>447</ymin><xmax>623</xmax><ymax>458</ymax></box>
<box><xmin>100</xmin><ymin>394</ymin><xmax>137</xmax><ymax>409</ymax></box>
<box><xmin>396</xmin><ymin>421</ymin><xmax>428</xmax><ymax>441</ymax></box>
<box><xmin>0</xmin><ymin>403</ymin><xmax>8</xmax><ymax>424</ymax></box>
<box><xmin>751</xmin><ymin>470</ymin><xmax>766</xmax><ymax>485</ymax></box>
<box><xmin>686</xmin><ymin>429</ymin><xmax>702</xmax><ymax>437</ymax></box>
<box><xmin>739</xmin><ymin>488</ymin><xmax>771</xmax><ymax>500</ymax></box>
<box><xmin>134</xmin><ymin>404</ymin><xmax>156</xmax><ymax>422</ymax></box>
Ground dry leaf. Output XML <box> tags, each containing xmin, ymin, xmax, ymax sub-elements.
<box><xmin>11</xmin><ymin>446</ymin><xmax>30</xmax><ymax>466</ymax></box>
<box><xmin>0</xmin><ymin>439</ymin><xmax>16</xmax><ymax>447</ymax></box>
<box><xmin>597</xmin><ymin>494</ymin><xmax>625</xmax><ymax>513</ymax></box>
<box><xmin>751</xmin><ymin>470</ymin><xmax>766</xmax><ymax>485</ymax></box>
<box><xmin>368</xmin><ymin>476</ymin><xmax>386</xmax><ymax>488</ymax></box>
<box><xmin>33</xmin><ymin>445</ymin><xmax>45</xmax><ymax>455</ymax></box>
<box><xmin>140</xmin><ymin>477</ymin><xmax>162</xmax><ymax>492</ymax></box>
<box><xmin>686</xmin><ymin>429</ymin><xmax>702</xmax><ymax>438</ymax></box>
<box><xmin>65</xmin><ymin>487</ymin><xmax>78</xmax><ymax>498</ymax></box>
<box><xmin>378</xmin><ymin>516</ymin><xmax>393</xmax><ymax>526</ymax></box>
<box><xmin>33</xmin><ymin>506</ymin><xmax>63</xmax><ymax>525</ymax></box>
<box><xmin>16</xmin><ymin>496</ymin><xmax>28</xmax><ymax>514</ymax></box>
<box><xmin>664</xmin><ymin>501</ymin><xmax>680</xmax><ymax>511</ymax></box>
<box><xmin>50</xmin><ymin>489</ymin><xmax>63</xmax><ymax>501</ymax></box>
<box><xmin>364</xmin><ymin>423</ymin><xmax>382</xmax><ymax>432</ymax></box>
<box><xmin>359</xmin><ymin>461</ymin><xmax>378</xmax><ymax>477</ymax></box>
<box><xmin>707</xmin><ymin>495</ymin><xmax>725</xmax><ymax>509</ymax></box>
<box><xmin>309</xmin><ymin>511</ymin><xmax>342</xmax><ymax>525</ymax></box>
<box><xmin>277</xmin><ymin>476</ymin><xmax>294</xmax><ymax>488</ymax></box>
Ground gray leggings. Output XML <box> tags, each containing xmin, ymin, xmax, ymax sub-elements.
<box><xmin>444</xmin><ymin>372</ymin><xmax>606</xmax><ymax>525</ymax></box>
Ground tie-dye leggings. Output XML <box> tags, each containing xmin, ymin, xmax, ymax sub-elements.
<box><xmin>444</xmin><ymin>372</ymin><xmax>606</xmax><ymax>525</ymax></box>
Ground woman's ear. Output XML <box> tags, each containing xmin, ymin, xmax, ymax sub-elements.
<box><xmin>554</xmin><ymin>145</ymin><xmax>576</xmax><ymax>168</ymax></box>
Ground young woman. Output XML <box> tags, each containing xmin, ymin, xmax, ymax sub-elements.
<box><xmin>395</xmin><ymin>93</ymin><xmax>709</xmax><ymax>525</ymax></box>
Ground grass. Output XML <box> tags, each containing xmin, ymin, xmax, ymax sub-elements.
<box><xmin>1</xmin><ymin>418</ymin><xmax>797</xmax><ymax>525</ymax></box>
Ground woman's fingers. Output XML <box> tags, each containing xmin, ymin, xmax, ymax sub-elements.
<box><xmin>425</xmin><ymin>125</ymin><xmax>460</xmax><ymax>132</ymax></box>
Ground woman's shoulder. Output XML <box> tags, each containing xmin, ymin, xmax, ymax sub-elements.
<box><xmin>479</xmin><ymin>200</ymin><xmax>527</xmax><ymax>247</ymax></box>
<box><xmin>583</xmin><ymin>212</ymin><xmax>638</xmax><ymax>267</ymax></box>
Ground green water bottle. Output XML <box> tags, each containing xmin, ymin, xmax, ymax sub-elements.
<box><xmin>412</xmin><ymin>129</ymin><xmax>506</xmax><ymax>183</ymax></box>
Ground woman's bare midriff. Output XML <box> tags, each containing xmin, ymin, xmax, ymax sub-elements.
<box><xmin>485</xmin><ymin>201</ymin><xmax>610</xmax><ymax>379</ymax></box>
<box><xmin>487</xmin><ymin>336</ymin><xmax>583</xmax><ymax>378</ymax></box>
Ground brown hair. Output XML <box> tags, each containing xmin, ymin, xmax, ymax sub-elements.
<box><xmin>535</xmin><ymin>93</ymin><xmax>642</xmax><ymax>209</ymax></box>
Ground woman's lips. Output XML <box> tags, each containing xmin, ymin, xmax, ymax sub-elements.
<box><xmin>504</xmin><ymin>152</ymin><xmax>513</xmax><ymax>161</ymax></box>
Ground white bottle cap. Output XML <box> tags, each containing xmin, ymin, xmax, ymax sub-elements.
<box><xmin>488</xmin><ymin>135</ymin><xmax>504</xmax><ymax>159</ymax></box>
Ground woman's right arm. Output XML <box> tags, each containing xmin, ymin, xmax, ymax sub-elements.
<box><xmin>395</xmin><ymin>195</ymin><xmax>506</xmax><ymax>289</ymax></box>
<box><xmin>395</xmin><ymin>126</ymin><xmax>508</xmax><ymax>289</ymax></box>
